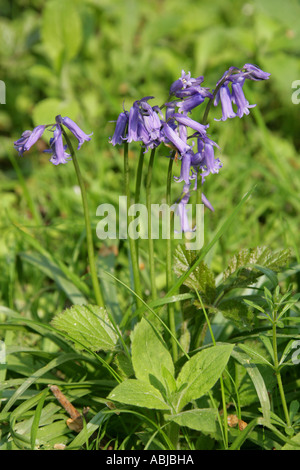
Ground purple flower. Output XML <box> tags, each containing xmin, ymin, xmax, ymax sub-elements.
<box><xmin>44</xmin><ymin>125</ymin><xmax>71</xmax><ymax>165</ymax></box>
<box><xmin>201</xmin><ymin>192</ymin><xmax>214</xmax><ymax>212</ymax></box>
<box><xmin>214</xmin><ymin>85</ymin><xmax>236</xmax><ymax>121</ymax></box>
<box><xmin>170</xmin><ymin>70</ymin><xmax>204</xmax><ymax>96</ymax></box>
<box><xmin>109</xmin><ymin>111</ymin><xmax>129</xmax><ymax>146</ymax></box>
<box><xmin>57</xmin><ymin>115</ymin><xmax>93</xmax><ymax>149</ymax></box>
<box><xmin>231</xmin><ymin>80</ymin><xmax>255</xmax><ymax>118</ymax></box>
<box><xmin>173</xmin><ymin>114</ymin><xmax>208</xmax><ymax>136</ymax></box>
<box><xmin>214</xmin><ymin>63</ymin><xmax>270</xmax><ymax>121</ymax></box>
<box><xmin>161</xmin><ymin>122</ymin><xmax>192</xmax><ymax>156</ymax></box>
<box><xmin>124</xmin><ymin>97</ymin><xmax>163</xmax><ymax>151</ymax></box>
<box><xmin>14</xmin><ymin>125</ymin><xmax>46</xmax><ymax>155</ymax></box>
<box><xmin>175</xmin><ymin>184</ymin><xmax>194</xmax><ymax>232</ymax></box>
<box><xmin>174</xmin><ymin>150</ymin><xmax>193</xmax><ymax>185</ymax></box>
<box><xmin>177</xmin><ymin>94</ymin><xmax>206</xmax><ymax>114</ymax></box>
<box><xmin>201</xmin><ymin>141</ymin><xmax>222</xmax><ymax>179</ymax></box>
<box><xmin>243</xmin><ymin>64</ymin><xmax>271</xmax><ymax>81</ymax></box>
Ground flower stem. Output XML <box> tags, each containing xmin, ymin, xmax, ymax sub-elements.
<box><xmin>124</xmin><ymin>142</ymin><xmax>143</xmax><ymax>309</ymax></box>
<box><xmin>195</xmin><ymin>290</ymin><xmax>228</xmax><ymax>449</ymax></box>
<box><xmin>166</xmin><ymin>154</ymin><xmax>178</xmax><ymax>362</ymax></box>
<box><xmin>272</xmin><ymin>320</ymin><xmax>291</xmax><ymax>428</ymax></box>
<box><xmin>146</xmin><ymin>148</ymin><xmax>157</xmax><ymax>300</ymax></box>
<box><xmin>61</xmin><ymin>128</ymin><xmax>105</xmax><ymax>308</ymax></box>
<box><xmin>134</xmin><ymin>147</ymin><xmax>145</xmax><ymax>262</ymax></box>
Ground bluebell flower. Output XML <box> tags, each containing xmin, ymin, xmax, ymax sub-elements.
<box><xmin>214</xmin><ymin>85</ymin><xmax>237</xmax><ymax>121</ymax></box>
<box><xmin>175</xmin><ymin>183</ymin><xmax>194</xmax><ymax>232</ymax></box>
<box><xmin>14</xmin><ymin>116</ymin><xmax>92</xmax><ymax>165</ymax></box>
<box><xmin>198</xmin><ymin>138</ymin><xmax>222</xmax><ymax>182</ymax></box>
<box><xmin>109</xmin><ymin>111</ymin><xmax>129</xmax><ymax>146</ymax></box>
<box><xmin>231</xmin><ymin>79</ymin><xmax>255</xmax><ymax>118</ymax></box>
<box><xmin>44</xmin><ymin>125</ymin><xmax>71</xmax><ymax>165</ymax></box>
<box><xmin>161</xmin><ymin>122</ymin><xmax>192</xmax><ymax>156</ymax></box>
<box><xmin>243</xmin><ymin>63</ymin><xmax>271</xmax><ymax>81</ymax></box>
<box><xmin>174</xmin><ymin>150</ymin><xmax>193</xmax><ymax>185</ymax></box>
<box><xmin>124</xmin><ymin>97</ymin><xmax>163</xmax><ymax>151</ymax></box>
<box><xmin>57</xmin><ymin>115</ymin><xmax>93</xmax><ymax>149</ymax></box>
<box><xmin>14</xmin><ymin>125</ymin><xmax>46</xmax><ymax>156</ymax></box>
<box><xmin>173</xmin><ymin>113</ymin><xmax>208</xmax><ymax>136</ymax></box>
<box><xmin>214</xmin><ymin>63</ymin><xmax>270</xmax><ymax>121</ymax></box>
<box><xmin>169</xmin><ymin>70</ymin><xmax>204</xmax><ymax>96</ymax></box>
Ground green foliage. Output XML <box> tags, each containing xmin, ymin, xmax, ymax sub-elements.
<box><xmin>1</xmin><ymin>0</ymin><xmax>300</xmax><ymax>452</ymax></box>
<box><xmin>51</xmin><ymin>304</ymin><xmax>119</xmax><ymax>351</ymax></box>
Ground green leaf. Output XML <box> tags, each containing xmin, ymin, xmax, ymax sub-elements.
<box><xmin>221</xmin><ymin>246</ymin><xmax>291</xmax><ymax>291</ymax></box>
<box><xmin>131</xmin><ymin>318</ymin><xmax>174</xmax><ymax>394</ymax></box>
<box><xmin>231</xmin><ymin>349</ymin><xmax>271</xmax><ymax>423</ymax></box>
<box><xmin>175</xmin><ymin>344</ymin><xmax>233</xmax><ymax>411</ymax></box>
<box><xmin>167</xmin><ymin>408</ymin><xmax>218</xmax><ymax>434</ymax></box>
<box><xmin>173</xmin><ymin>245</ymin><xmax>216</xmax><ymax>303</ymax></box>
<box><xmin>32</xmin><ymin>98</ymin><xmax>80</xmax><ymax>129</ymax></box>
<box><xmin>107</xmin><ymin>379</ymin><xmax>170</xmax><ymax>411</ymax></box>
<box><xmin>52</xmin><ymin>304</ymin><xmax>118</xmax><ymax>351</ymax></box>
<box><xmin>217</xmin><ymin>298</ymin><xmax>254</xmax><ymax>330</ymax></box>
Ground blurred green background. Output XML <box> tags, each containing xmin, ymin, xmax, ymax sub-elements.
<box><xmin>0</xmin><ymin>0</ymin><xmax>300</xmax><ymax>310</ymax></box>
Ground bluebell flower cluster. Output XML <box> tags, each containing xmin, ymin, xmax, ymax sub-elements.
<box><xmin>14</xmin><ymin>115</ymin><xmax>92</xmax><ymax>165</ymax></box>
<box><xmin>110</xmin><ymin>64</ymin><xmax>270</xmax><ymax>231</ymax></box>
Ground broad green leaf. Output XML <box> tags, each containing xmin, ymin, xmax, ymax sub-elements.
<box><xmin>221</xmin><ymin>246</ymin><xmax>291</xmax><ymax>291</ymax></box>
<box><xmin>175</xmin><ymin>344</ymin><xmax>233</xmax><ymax>411</ymax></box>
<box><xmin>32</xmin><ymin>98</ymin><xmax>80</xmax><ymax>129</ymax></box>
<box><xmin>52</xmin><ymin>305</ymin><xmax>118</xmax><ymax>351</ymax></box>
<box><xmin>108</xmin><ymin>379</ymin><xmax>170</xmax><ymax>411</ymax></box>
<box><xmin>167</xmin><ymin>408</ymin><xmax>219</xmax><ymax>434</ymax></box>
<box><xmin>217</xmin><ymin>298</ymin><xmax>254</xmax><ymax>330</ymax></box>
<box><xmin>131</xmin><ymin>318</ymin><xmax>174</xmax><ymax>393</ymax></box>
<box><xmin>173</xmin><ymin>245</ymin><xmax>216</xmax><ymax>304</ymax></box>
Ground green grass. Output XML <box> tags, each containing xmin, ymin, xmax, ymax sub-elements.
<box><xmin>1</xmin><ymin>0</ymin><xmax>300</xmax><ymax>451</ymax></box>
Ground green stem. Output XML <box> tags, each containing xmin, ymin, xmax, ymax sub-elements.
<box><xmin>124</xmin><ymin>142</ymin><xmax>143</xmax><ymax>309</ymax></box>
<box><xmin>196</xmin><ymin>290</ymin><xmax>228</xmax><ymax>449</ymax></box>
<box><xmin>146</xmin><ymin>148</ymin><xmax>157</xmax><ymax>300</ymax></box>
<box><xmin>135</xmin><ymin>147</ymin><xmax>145</xmax><ymax>205</ymax></box>
<box><xmin>134</xmin><ymin>147</ymin><xmax>145</xmax><ymax>262</ymax></box>
<box><xmin>61</xmin><ymin>128</ymin><xmax>105</xmax><ymax>308</ymax></box>
<box><xmin>272</xmin><ymin>320</ymin><xmax>291</xmax><ymax>427</ymax></box>
<box><xmin>166</xmin><ymin>155</ymin><xmax>177</xmax><ymax>362</ymax></box>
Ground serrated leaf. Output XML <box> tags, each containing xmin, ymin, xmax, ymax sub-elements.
<box><xmin>107</xmin><ymin>379</ymin><xmax>170</xmax><ymax>410</ymax></box>
<box><xmin>167</xmin><ymin>408</ymin><xmax>218</xmax><ymax>434</ymax></box>
<box><xmin>173</xmin><ymin>245</ymin><xmax>216</xmax><ymax>303</ymax></box>
<box><xmin>175</xmin><ymin>344</ymin><xmax>233</xmax><ymax>411</ymax></box>
<box><xmin>52</xmin><ymin>305</ymin><xmax>118</xmax><ymax>351</ymax></box>
<box><xmin>131</xmin><ymin>318</ymin><xmax>174</xmax><ymax>394</ymax></box>
<box><xmin>222</xmin><ymin>246</ymin><xmax>290</xmax><ymax>291</ymax></box>
<box><xmin>217</xmin><ymin>298</ymin><xmax>254</xmax><ymax>330</ymax></box>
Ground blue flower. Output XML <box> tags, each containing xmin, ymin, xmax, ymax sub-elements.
<box><xmin>169</xmin><ymin>70</ymin><xmax>204</xmax><ymax>96</ymax></box>
<box><xmin>14</xmin><ymin>125</ymin><xmax>46</xmax><ymax>156</ymax></box>
<box><xmin>214</xmin><ymin>63</ymin><xmax>270</xmax><ymax>121</ymax></box>
<box><xmin>214</xmin><ymin>85</ymin><xmax>237</xmax><ymax>121</ymax></box>
<box><xmin>44</xmin><ymin>125</ymin><xmax>71</xmax><ymax>165</ymax></box>
<box><xmin>14</xmin><ymin>116</ymin><xmax>92</xmax><ymax>165</ymax></box>
<box><xmin>109</xmin><ymin>111</ymin><xmax>129</xmax><ymax>146</ymax></box>
<box><xmin>175</xmin><ymin>183</ymin><xmax>194</xmax><ymax>233</ymax></box>
<box><xmin>57</xmin><ymin>115</ymin><xmax>93</xmax><ymax>149</ymax></box>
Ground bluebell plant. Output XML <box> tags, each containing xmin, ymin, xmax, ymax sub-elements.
<box><xmin>109</xmin><ymin>63</ymin><xmax>270</xmax><ymax>231</ymax></box>
<box><xmin>14</xmin><ymin>115</ymin><xmax>92</xmax><ymax>164</ymax></box>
